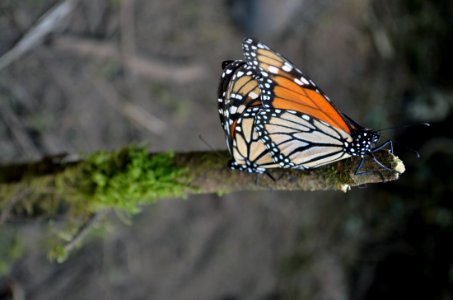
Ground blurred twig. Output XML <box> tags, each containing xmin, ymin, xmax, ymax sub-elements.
<box><xmin>117</xmin><ymin>0</ymin><xmax>167</xmax><ymax>135</ymax></box>
<box><xmin>0</xmin><ymin>102</ymin><xmax>42</xmax><ymax>158</ymax></box>
<box><xmin>38</xmin><ymin>52</ymin><xmax>167</xmax><ymax>135</ymax></box>
<box><xmin>120</xmin><ymin>0</ymin><xmax>137</xmax><ymax>56</ymax></box>
<box><xmin>52</xmin><ymin>36</ymin><xmax>206</xmax><ymax>83</ymax></box>
<box><xmin>0</xmin><ymin>0</ymin><xmax>79</xmax><ymax>71</ymax></box>
<box><xmin>0</xmin><ymin>187</ymin><xmax>31</xmax><ymax>225</ymax></box>
<box><xmin>63</xmin><ymin>212</ymin><xmax>105</xmax><ymax>253</ymax></box>
<box><xmin>90</xmin><ymin>75</ymin><xmax>166</xmax><ymax>135</ymax></box>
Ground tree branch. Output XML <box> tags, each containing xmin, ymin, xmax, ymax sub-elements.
<box><xmin>173</xmin><ymin>150</ymin><xmax>404</xmax><ymax>193</ymax></box>
<box><xmin>0</xmin><ymin>148</ymin><xmax>403</xmax><ymax>259</ymax></box>
<box><xmin>0</xmin><ymin>148</ymin><xmax>403</xmax><ymax>193</ymax></box>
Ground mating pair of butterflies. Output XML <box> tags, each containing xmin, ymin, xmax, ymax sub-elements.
<box><xmin>218</xmin><ymin>38</ymin><xmax>393</xmax><ymax>175</ymax></box>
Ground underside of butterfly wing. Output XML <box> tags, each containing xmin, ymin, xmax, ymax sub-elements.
<box><xmin>229</xmin><ymin>107</ymin><xmax>279</xmax><ymax>173</ymax></box>
<box><xmin>218</xmin><ymin>60</ymin><xmax>278</xmax><ymax>173</ymax></box>
<box><xmin>254</xmin><ymin>108</ymin><xmax>353</xmax><ymax>169</ymax></box>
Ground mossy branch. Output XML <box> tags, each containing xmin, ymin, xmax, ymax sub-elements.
<box><xmin>174</xmin><ymin>150</ymin><xmax>404</xmax><ymax>193</ymax></box>
<box><xmin>0</xmin><ymin>146</ymin><xmax>403</xmax><ymax>261</ymax></box>
<box><xmin>0</xmin><ymin>147</ymin><xmax>404</xmax><ymax>221</ymax></box>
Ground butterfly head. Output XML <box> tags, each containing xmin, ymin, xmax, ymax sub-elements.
<box><xmin>347</xmin><ymin>129</ymin><xmax>380</xmax><ymax>157</ymax></box>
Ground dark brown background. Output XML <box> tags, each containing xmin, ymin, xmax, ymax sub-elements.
<box><xmin>1</xmin><ymin>0</ymin><xmax>452</xmax><ymax>299</ymax></box>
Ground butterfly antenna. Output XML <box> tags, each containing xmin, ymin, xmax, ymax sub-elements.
<box><xmin>393</xmin><ymin>141</ymin><xmax>421</xmax><ymax>158</ymax></box>
<box><xmin>377</xmin><ymin>123</ymin><xmax>430</xmax><ymax>158</ymax></box>
<box><xmin>198</xmin><ymin>135</ymin><xmax>227</xmax><ymax>161</ymax></box>
<box><xmin>198</xmin><ymin>134</ymin><xmax>215</xmax><ymax>151</ymax></box>
<box><xmin>377</xmin><ymin>122</ymin><xmax>430</xmax><ymax>132</ymax></box>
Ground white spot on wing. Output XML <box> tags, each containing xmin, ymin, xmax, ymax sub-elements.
<box><xmin>294</xmin><ymin>78</ymin><xmax>303</xmax><ymax>86</ymax></box>
<box><xmin>249</xmin><ymin>91</ymin><xmax>258</xmax><ymax>99</ymax></box>
<box><xmin>282</xmin><ymin>63</ymin><xmax>293</xmax><ymax>72</ymax></box>
<box><xmin>301</xmin><ymin>77</ymin><xmax>310</xmax><ymax>85</ymax></box>
<box><xmin>268</xmin><ymin>66</ymin><xmax>279</xmax><ymax>74</ymax></box>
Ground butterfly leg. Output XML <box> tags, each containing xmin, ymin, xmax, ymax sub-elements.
<box><xmin>265</xmin><ymin>171</ymin><xmax>276</xmax><ymax>182</ymax></box>
<box><xmin>354</xmin><ymin>155</ymin><xmax>384</xmax><ymax>174</ymax></box>
<box><xmin>354</xmin><ymin>157</ymin><xmax>386</xmax><ymax>182</ymax></box>
<box><xmin>372</xmin><ymin>139</ymin><xmax>394</xmax><ymax>154</ymax></box>
<box><xmin>370</xmin><ymin>153</ymin><xmax>394</xmax><ymax>172</ymax></box>
<box><xmin>354</xmin><ymin>157</ymin><xmax>366</xmax><ymax>175</ymax></box>
<box><xmin>355</xmin><ymin>152</ymin><xmax>397</xmax><ymax>179</ymax></box>
<box><xmin>354</xmin><ymin>140</ymin><xmax>396</xmax><ymax>176</ymax></box>
<box><xmin>255</xmin><ymin>173</ymin><xmax>274</xmax><ymax>189</ymax></box>
<box><xmin>273</xmin><ymin>169</ymin><xmax>297</xmax><ymax>182</ymax></box>
<box><xmin>255</xmin><ymin>171</ymin><xmax>276</xmax><ymax>186</ymax></box>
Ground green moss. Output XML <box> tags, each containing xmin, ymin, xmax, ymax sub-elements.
<box><xmin>323</xmin><ymin>164</ymin><xmax>353</xmax><ymax>189</ymax></box>
<box><xmin>1</xmin><ymin>147</ymin><xmax>191</xmax><ymax>262</ymax></box>
<box><xmin>47</xmin><ymin>244</ymin><xmax>68</xmax><ymax>263</ymax></box>
<box><xmin>56</xmin><ymin>146</ymin><xmax>188</xmax><ymax>214</ymax></box>
<box><xmin>43</xmin><ymin>146</ymin><xmax>189</xmax><ymax>262</ymax></box>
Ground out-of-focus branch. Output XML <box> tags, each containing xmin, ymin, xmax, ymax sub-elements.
<box><xmin>0</xmin><ymin>0</ymin><xmax>79</xmax><ymax>71</ymax></box>
<box><xmin>63</xmin><ymin>212</ymin><xmax>105</xmax><ymax>253</ymax></box>
<box><xmin>52</xmin><ymin>36</ymin><xmax>206</xmax><ymax>83</ymax></box>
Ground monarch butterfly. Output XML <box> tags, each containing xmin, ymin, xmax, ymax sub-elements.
<box><xmin>238</xmin><ymin>37</ymin><xmax>393</xmax><ymax>174</ymax></box>
<box><xmin>217</xmin><ymin>60</ymin><xmax>279</xmax><ymax>173</ymax></box>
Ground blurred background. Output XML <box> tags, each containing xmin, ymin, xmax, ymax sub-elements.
<box><xmin>0</xmin><ymin>0</ymin><xmax>452</xmax><ymax>299</ymax></box>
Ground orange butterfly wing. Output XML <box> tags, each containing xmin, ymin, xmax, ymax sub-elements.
<box><xmin>242</xmin><ymin>38</ymin><xmax>352</xmax><ymax>135</ymax></box>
